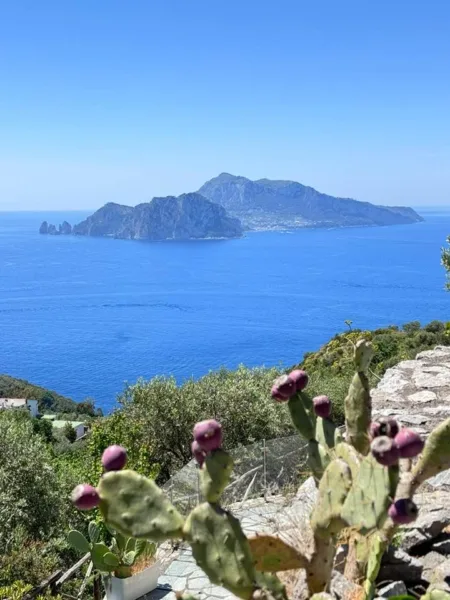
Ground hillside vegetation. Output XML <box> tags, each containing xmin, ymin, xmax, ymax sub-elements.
<box><xmin>0</xmin><ymin>374</ymin><xmax>99</xmax><ymax>416</ymax></box>
<box><xmin>299</xmin><ymin>320</ymin><xmax>450</xmax><ymax>422</ymax></box>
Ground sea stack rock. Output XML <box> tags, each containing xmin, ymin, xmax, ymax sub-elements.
<box><xmin>39</xmin><ymin>221</ymin><xmax>49</xmax><ymax>234</ymax></box>
<box><xmin>59</xmin><ymin>221</ymin><xmax>72</xmax><ymax>235</ymax></box>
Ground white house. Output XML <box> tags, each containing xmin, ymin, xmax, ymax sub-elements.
<box><xmin>52</xmin><ymin>420</ymin><xmax>87</xmax><ymax>440</ymax></box>
<box><xmin>0</xmin><ymin>398</ymin><xmax>39</xmax><ymax>418</ymax></box>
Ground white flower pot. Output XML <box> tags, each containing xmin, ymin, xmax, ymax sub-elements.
<box><xmin>104</xmin><ymin>562</ymin><xmax>162</xmax><ymax>600</ymax></box>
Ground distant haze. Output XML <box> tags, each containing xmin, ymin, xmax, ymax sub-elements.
<box><xmin>0</xmin><ymin>1</ymin><xmax>449</xmax><ymax>210</ymax></box>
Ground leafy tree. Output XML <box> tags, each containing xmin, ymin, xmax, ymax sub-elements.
<box><xmin>63</xmin><ymin>422</ymin><xmax>77</xmax><ymax>443</ymax></box>
<box><xmin>105</xmin><ymin>366</ymin><xmax>293</xmax><ymax>482</ymax></box>
<box><xmin>32</xmin><ymin>418</ymin><xmax>54</xmax><ymax>443</ymax></box>
<box><xmin>0</xmin><ymin>412</ymin><xmax>66</xmax><ymax>552</ymax></box>
<box><xmin>402</xmin><ymin>321</ymin><xmax>421</xmax><ymax>334</ymax></box>
<box><xmin>424</xmin><ymin>320</ymin><xmax>446</xmax><ymax>333</ymax></box>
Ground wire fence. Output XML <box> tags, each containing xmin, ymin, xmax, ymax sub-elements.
<box><xmin>163</xmin><ymin>434</ymin><xmax>309</xmax><ymax>513</ymax></box>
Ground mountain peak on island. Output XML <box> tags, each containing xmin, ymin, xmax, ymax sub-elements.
<box><xmin>70</xmin><ymin>192</ymin><xmax>242</xmax><ymax>241</ymax></box>
<box><xmin>198</xmin><ymin>173</ymin><xmax>423</xmax><ymax>230</ymax></box>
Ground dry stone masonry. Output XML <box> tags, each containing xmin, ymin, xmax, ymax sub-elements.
<box><xmin>372</xmin><ymin>345</ymin><xmax>450</xmax><ymax>487</ymax></box>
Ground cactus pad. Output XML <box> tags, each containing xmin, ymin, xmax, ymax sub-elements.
<box><xmin>411</xmin><ymin>417</ymin><xmax>450</xmax><ymax>491</ymax></box>
<box><xmin>91</xmin><ymin>542</ymin><xmax>114</xmax><ymax>572</ymax></box>
<box><xmin>248</xmin><ymin>535</ymin><xmax>308</xmax><ymax>572</ymax></box>
<box><xmin>308</xmin><ymin>439</ymin><xmax>331</xmax><ymax>479</ymax></box>
<box><xmin>98</xmin><ymin>470</ymin><xmax>184</xmax><ymax>541</ymax></box>
<box><xmin>200</xmin><ymin>449</ymin><xmax>234</xmax><ymax>503</ymax></box>
<box><xmin>341</xmin><ymin>455</ymin><xmax>397</xmax><ymax>534</ymax></box>
<box><xmin>344</xmin><ymin>371</ymin><xmax>372</xmax><ymax>455</ymax></box>
<box><xmin>88</xmin><ymin>521</ymin><xmax>100</xmax><ymax>544</ymax></box>
<box><xmin>354</xmin><ymin>339</ymin><xmax>374</xmax><ymax>372</ymax></box>
<box><xmin>183</xmin><ymin>502</ymin><xmax>255</xmax><ymax>599</ymax></box>
<box><xmin>311</xmin><ymin>459</ymin><xmax>352</xmax><ymax>535</ymax></box>
<box><xmin>344</xmin><ymin>340</ymin><xmax>373</xmax><ymax>455</ymax></box>
<box><xmin>68</xmin><ymin>530</ymin><xmax>91</xmax><ymax>553</ymax></box>
<box><xmin>362</xmin><ymin>533</ymin><xmax>385</xmax><ymax>599</ymax></box>
<box><xmin>306</xmin><ymin>534</ymin><xmax>336</xmax><ymax>593</ymax></box>
<box><xmin>288</xmin><ymin>392</ymin><xmax>316</xmax><ymax>441</ymax></box>
<box><xmin>315</xmin><ymin>416</ymin><xmax>343</xmax><ymax>451</ymax></box>
<box><xmin>334</xmin><ymin>442</ymin><xmax>361</xmax><ymax>480</ymax></box>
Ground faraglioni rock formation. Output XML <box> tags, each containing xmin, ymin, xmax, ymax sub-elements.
<box><xmin>71</xmin><ymin>193</ymin><xmax>243</xmax><ymax>240</ymax></box>
<box><xmin>198</xmin><ymin>173</ymin><xmax>424</xmax><ymax>230</ymax></box>
<box><xmin>39</xmin><ymin>220</ymin><xmax>73</xmax><ymax>235</ymax></box>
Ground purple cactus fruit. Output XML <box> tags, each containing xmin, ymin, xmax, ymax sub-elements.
<box><xmin>193</xmin><ymin>419</ymin><xmax>223</xmax><ymax>452</ymax></box>
<box><xmin>313</xmin><ymin>395</ymin><xmax>331</xmax><ymax>419</ymax></box>
<box><xmin>369</xmin><ymin>421</ymin><xmax>382</xmax><ymax>439</ymax></box>
<box><xmin>370</xmin><ymin>417</ymin><xmax>399</xmax><ymax>439</ymax></box>
<box><xmin>101</xmin><ymin>445</ymin><xmax>127</xmax><ymax>472</ymax></box>
<box><xmin>385</xmin><ymin>417</ymin><xmax>400</xmax><ymax>438</ymax></box>
<box><xmin>370</xmin><ymin>435</ymin><xmax>400</xmax><ymax>466</ymax></box>
<box><xmin>271</xmin><ymin>386</ymin><xmax>288</xmax><ymax>402</ymax></box>
<box><xmin>191</xmin><ymin>440</ymin><xmax>206</xmax><ymax>466</ymax></box>
<box><xmin>289</xmin><ymin>369</ymin><xmax>309</xmax><ymax>392</ymax></box>
<box><xmin>271</xmin><ymin>374</ymin><xmax>296</xmax><ymax>401</ymax></box>
<box><xmin>395</xmin><ymin>428</ymin><xmax>424</xmax><ymax>459</ymax></box>
<box><xmin>71</xmin><ymin>484</ymin><xmax>100</xmax><ymax>511</ymax></box>
<box><xmin>388</xmin><ymin>498</ymin><xmax>418</xmax><ymax>525</ymax></box>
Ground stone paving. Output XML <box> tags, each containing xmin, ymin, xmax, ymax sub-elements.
<box><xmin>143</xmin><ymin>478</ymin><xmax>318</xmax><ymax>600</ymax></box>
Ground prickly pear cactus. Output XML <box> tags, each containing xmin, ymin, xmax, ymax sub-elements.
<box><xmin>288</xmin><ymin>390</ymin><xmax>316</xmax><ymax>441</ymax></box>
<box><xmin>311</xmin><ymin>459</ymin><xmax>352</xmax><ymax>534</ymax></box>
<box><xmin>341</xmin><ymin>455</ymin><xmax>398</xmax><ymax>534</ymax></box>
<box><xmin>200</xmin><ymin>449</ymin><xmax>234</xmax><ymax>503</ymax></box>
<box><xmin>98</xmin><ymin>470</ymin><xmax>185</xmax><ymax>541</ymax></box>
<box><xmin>183</xmin><ymin>503</ymin><xmax>255</xmax><ymax>598</ymax></box>
<box><xmin>71</xmin><ymin>337</ymin><xmax>450</xmax><ymax>600</ymax></box>
<box><xmin>344</xmin><ymin>339</ymin><xmax>373</xmax><ymax>455</ymax></box>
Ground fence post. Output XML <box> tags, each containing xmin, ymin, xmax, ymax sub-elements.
<box><xmin>263</xmin><ymin>438</ymin><xmax>267</xmax><ymax>499</ymax></box>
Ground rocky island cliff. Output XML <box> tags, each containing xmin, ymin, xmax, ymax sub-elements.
<box><xmin>40</xmin><ymin>193</ymin><xmax>243</xmax><ymax>241</ymax></box>
<box><xmin>198</xmin><ymin>173</ymin><xmax>424</xmax><ymax>230</ymax></box>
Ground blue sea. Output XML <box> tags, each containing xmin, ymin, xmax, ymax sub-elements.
<box><xmin>1</xmin><ymin>209</ymin><xmax>449</xmax><ymax>413</ymax></box>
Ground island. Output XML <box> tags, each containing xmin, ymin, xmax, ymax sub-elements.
<box><xmin>39</xmin><ymin>220</ymin><xmax>72</xmax><ymax>235</ymax></box>
<box><xmin>198</xmin><ymin>173</ymin><xmax>424</xmax><ymax>230</ymax></box>
<box><xmin>40</xmin><ymin>193</ymin><xmax>243</xmax><ymax>241</ymax></box>
<box><xmin>39</xmin><ymin>174</ymin><xmax>424</xmax><ymax>240</ymax></box>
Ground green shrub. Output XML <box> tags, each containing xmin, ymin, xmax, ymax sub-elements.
<box><xmin>0</xmin><ymin>412</ymin><xmax>67</xmax><ymax>551</ymax></box>
<box><xmin>402</xmin><ymin>320</ymin><xmax>421</xmax><ymax>334</ymax></box>
<box><xmin>424</xmin><ymin>320</ymin><xmax>446</xmax><ymax>333</ymax></box>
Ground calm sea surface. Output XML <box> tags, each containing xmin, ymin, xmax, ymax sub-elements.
<box><xmin>1</xmin><ymin>209</ymin><xmax>449</xmax><ymax>413</ymax></box>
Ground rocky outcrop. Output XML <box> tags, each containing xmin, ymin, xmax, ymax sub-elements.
<box><xmin>40</xmin><ymin>220</ymin><xmax>73</xmax><ymax>235</ymax></box>
<box><xmin>72</xmin><ymin>193</ymin><xmax>243</xmax><ymax>241</ymax></box>
<box><xmin>198</xmin><ymin>173</ymin><xmax>424</xmax><ymax>230</ymax></box>
<box><xmin>59</xmin><ymin>221</ymin><xmax>72</xmax><ymax>235</ymax></box>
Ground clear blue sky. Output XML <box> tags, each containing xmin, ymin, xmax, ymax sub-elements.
<box><xmin>1</xmin><ymin>0</ymin><xmax>449</xmax><ymax>210</ymax></box>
